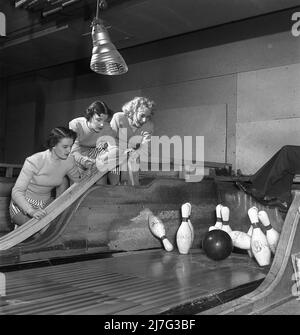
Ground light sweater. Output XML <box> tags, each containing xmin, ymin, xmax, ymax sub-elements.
<box><xmin>69</xmin><ymin>117</ymin><xmax>116</xmax><ymax>166</ymax></box>
<box><xmin>12</xmin><ymin>150</ymin><xmax>81</xmax><ymax>214</ymax></box>
<box><xmin>110</xmin><ymin>112</ymin><xmax>154</xmax><ymax>151</ymax></box>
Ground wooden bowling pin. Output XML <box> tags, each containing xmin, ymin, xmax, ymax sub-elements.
<box><xmin>247</xmin><ymin>225</ymin><xmax>254</xmax><ymax>258</ymax></box>
<box><xmin>229</xmin><ymin>231</ymin><xmax>251</xmax><ymax>250</ymax></box>
<box><xmin>246</xmin><ymin>206</ymin><xmax>257</xmax><ymax>258</ymax></box>
<box><xmin>148</xmin><ymin>214</ymin><xmax>174</xmax><ymax>252</ymax></box>
<box><xmin>258</xmin><ymin>210</ymin><xmax>280</xmax><ymax>254</ymax></box>
<box><xmin>209</xmin><ymin>204</ymin><xmax>223</xmax><ymax>231</ymax></box>
<box><xmin>248</xmin><ymin>207</ymin><xmax>271</xmax><ymax>266</ymax></box>
<box><xmin>221</xmin><ymin>206</ymin><xmax>232</xmax><ymax>234</ymax></box>
<box><xmin>183</xmin><ymin>202</ymin><xmax>194</xmax><ymax>242</ymax></box>
<box><xmin>176</xmin><ymin>203</ymin><xmax>194</xmax><ymax>254</ymax></box>
<box><xmin>0</xmin><ymin>272</ymin><xmax>6</xmax><ymax>297</ymax></box>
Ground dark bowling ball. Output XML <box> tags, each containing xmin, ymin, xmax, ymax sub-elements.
<box><xmin>202</xmin><ymin>230</ymin><xmax>233</xmax><ymax>261</ymax></box>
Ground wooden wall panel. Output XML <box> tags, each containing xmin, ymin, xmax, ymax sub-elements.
<box><xmin>5</xmin><ymin>102</ymin><xmax>36</xmax><ymax>163</ymax></box>
<box><xmin>0</xmin><ymin>79</ymin><xmax>7</xmax><ymax>162</ymax></box>
<box><xmin>0</xmin><ymin>197</ymin><xmax>11</xmax><ymax>232</ymax></box>
<box><xmin>140</xmin><ymin>31</ymin><xmax>300</xmax><ymax>89</ymax></box>
<box><xmin>236</xmin><ymin>63</ymin><xmax>300</xmax><ymax>173</ymax></box>
<box><xmin>236</xmin><ymin>118</ymin><xmax>300</xmax><ymax>174</ymax></box>
<box><xmin>151</xmin><ymin>104</ymin><xmax>226</xmax><ymax>163</ymax></box>
<box><xmin>142</xmin><ymin>75</ymin><xmax>236</xmax><ymax>165</ymax></box>
<box><xmin>45</xmin><ymin>63</ymin><xmax>143</xmax><ymax>102</ymax></box>
<box><xmin>237</xmin><ymin>63</ymin><xmax>300</xmax><ymax>123</ymax></box>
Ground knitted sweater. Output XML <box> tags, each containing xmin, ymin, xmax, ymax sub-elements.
<box><xmin>69</xmin><ymin>117</ymin><xmax>116</xmax><ymax>165</ymax></box>
<box><xmin>110</xmin><ymin>112</ymin><xmax>154</xmax><ymax>151</ymax></box>
<box><xmin>12</xmin><ymin>150</ymin><xmax>81</xmax><ymax>214</ymax></box>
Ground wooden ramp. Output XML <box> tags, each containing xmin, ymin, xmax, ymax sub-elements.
<box><xmin>0</xmin><ymin>153</ymin><xmax>126</xmax><ymax>251</ymax></box>
<box><xmin>200</xmin><ymin>190</ymin><xmax>300</xmax><ymax>315</ymax></box>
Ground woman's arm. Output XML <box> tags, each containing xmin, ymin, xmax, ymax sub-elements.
<box><xmin>110</xmin><ymin>113</ymin><xmax>120</xmax><ymax>135</ymax></box>
<box><xmin>71</xmin><ymin>147</ymin><xmax>96</xmax><ymax>169</ymax></box>
<box><xmin>66</xmin><ymin>155</ymin><xmax>82</xmax><ymax>182</ymax></box>
<box><xmin>69</xmin><ymin>119</ymin><xmax>96</xmax><ymax>169</ymax></box>
<box><xmin>134</xmin><ymin>122</ymin><xmax>154</xmax><ymax>156</ymax></box>
<box><xmin>12</xmin><ymin>158</ymin><xmax>39</xmax><ymax>215</ymax></box>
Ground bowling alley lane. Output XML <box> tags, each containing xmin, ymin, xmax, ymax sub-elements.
<box><xmin>0</xmin><ymin>249</ymin><xmax>269</xmax><ymax>315</ymax></box>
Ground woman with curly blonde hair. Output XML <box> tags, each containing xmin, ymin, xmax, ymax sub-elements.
<box><xmin>110</xmin><ymin>97</ymin><xmax>156</xmax><ymax>185</ymax></box>
<box><xmin>122</xmin><ymin>97</ymin><xmax>155</xmax><ymax>121</ymax></box>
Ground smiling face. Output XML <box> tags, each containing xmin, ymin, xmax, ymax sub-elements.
<box><xmin>52</xmin><ymin>137</ymin><xmax>74</xmax><ymax>160</ymax></box>
<box><xmin>133</xmin><ymin>108</ymin><xmax>152</xmax><ymax>128</ymax></box>
<box><xmin>88</xmin><ymin>113</ymin><xmax>109</xmax><ymax>132</ymax></box>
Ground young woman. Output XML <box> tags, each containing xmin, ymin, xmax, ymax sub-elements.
<box><xmin>10</xmin><ymin>127</ymin><xmax>81</xmax><ymax>226</ymax></box>
<box><xmin>110</xmin><ymin>96</ymin><xmax>156</xmax><ymax>185</ymax></box>
<box><xmin>69</xmin><ymin>100</ymin><xmax>116</xmax><ymax>171</ymax></box>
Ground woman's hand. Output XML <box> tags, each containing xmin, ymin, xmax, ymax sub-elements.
<box><xmin>83</xmin><ymin>157</ymin><xmax>96</xmax><ymax>169</ymax></box>
<box><xmin>97</xmin><ymin>142</ymin><xmax>108</xmax><ymax>152</ymax></box>
<box><xmin>28</xmin><ymin>208</ymin><xmax>47</xmax><ymax>220</ymax></box>
<box><xmin>127</xmin><ymin>149</ymin><xmax>140</xmax><ymax>162</ymax></box>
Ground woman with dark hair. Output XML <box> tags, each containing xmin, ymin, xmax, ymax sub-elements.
<box><xmin>69</xmin><ymin>100</ymin><xmax>116</xmax><ymax>171</ymax></box>
<box><xmin>10</xmin><ymin>127</ymin><xmax>81</xmax><ymax>226</ymax></box>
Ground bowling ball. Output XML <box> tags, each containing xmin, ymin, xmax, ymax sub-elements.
<box><xmin>202</xmin><ymin>230</ymin><xmax>233</xmax><ymax>261</ymax></box>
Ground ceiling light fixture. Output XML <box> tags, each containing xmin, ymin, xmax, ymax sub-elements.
<box><xmin>90</xmin><ymin>0</ymin><xmax>128</xmax><ymax>76</ymax></box>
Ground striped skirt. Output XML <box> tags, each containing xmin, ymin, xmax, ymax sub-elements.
<box><xmin>87</xmin><ymin>145</ymin><xmax>106</xmax><ymax>159</ymax></box>
<box><xmin>81</xmin><ymin>144</ymin><xmax>120</xmax><ymax>175</ymax></box>
<box><xmin>9</xmin><ymin>196</ymin><xmax>52</xmax><ymax>219</ymax></box>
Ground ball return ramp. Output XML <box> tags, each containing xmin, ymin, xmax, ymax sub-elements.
<box><xmin>0</xmin><ymin>152</ymin><xmax>125</xmax><ymax>251</ymax></box>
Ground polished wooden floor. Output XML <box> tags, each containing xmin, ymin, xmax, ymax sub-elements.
<box><xmin>0</xmin><ymin>249</ymin><xmax>268</xmax><ymax>315</ymax></box>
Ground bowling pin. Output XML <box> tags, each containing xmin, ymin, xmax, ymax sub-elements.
<box><xmin>0</xmin><ymin>272</ymin><xmax>6</xmax><ymax>297</ymax></box>
<box><xmin>246</xmin><ymin>206</ymin><xmax>257</xmax><ymax>258</ymax></box>
<box><xmin>221</xmin><ymin>206</ymin><xmax>232</xmax><ymax>234</ymax></box>
<box><xmin>247</xmin><ymin>225</ymin><xmax>254</xmax><ymax>258</ymax></box>
<box><xmin>176</xmin><ymin>203</ymin><xmax>194</xmax><ymax>254</ymax></box>
<box><xmin>229</xmin><ymin>230</ymin><xmax>251</xmax><ymax>250</ymax></box>
<box><xmin>209</xmin><ymin>204</ymin><xmax>223</xmax><ymax>231</ymax></box>
<box><xmin>258</xmin><ymin>210</ymin><xmax>280</xmax><ymax>254</ymax></box>
<box><xmin>148</xmin><ymin>214</ymin><xmax>174</xmax><ymax>252</ymax></box>
<box><xmin>248</xmin><ymin>207</ymin><xmax>271</xmax><ymax>266</ymax></box>
<box><xmin>183</xmin><ymin>202</ymin><xmax>194</xmax><ymax>242</ymax></box>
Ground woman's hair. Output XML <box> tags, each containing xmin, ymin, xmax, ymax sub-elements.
<box><xmin>46</xmin><ymin>126</ymin><xmax>77</xmax><ymax>149</ymax></box>
<box><xmin>84</xmin><ymin>100</ymin><xmax>114</xmax><ymax>121</ymax></box>
<box><xmin>122</xmin><ymin>97</ymin><xmax>156</xmax><ymax>120</ymax></box>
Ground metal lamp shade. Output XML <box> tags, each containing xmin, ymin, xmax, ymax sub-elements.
<box><xmin>90</xmin><ymin>22</ymin><xmax>128</xmax><ymax>75</ymax></box>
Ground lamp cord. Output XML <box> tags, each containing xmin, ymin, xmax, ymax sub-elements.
<box><xmin>96</xmin><ymin>0</ymin><xmax>99</xmax><ymax>19</ymax></box>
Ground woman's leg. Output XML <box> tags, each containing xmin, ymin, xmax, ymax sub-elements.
<box><xmin>11</xmin><ymin>211</ymin><xmax>31</xmax><ymax>226</ymax></box>
<box><xmin>10</xmin><ymin>199</ymin><xmax>50</xmax><ymax>238</ymax></box>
